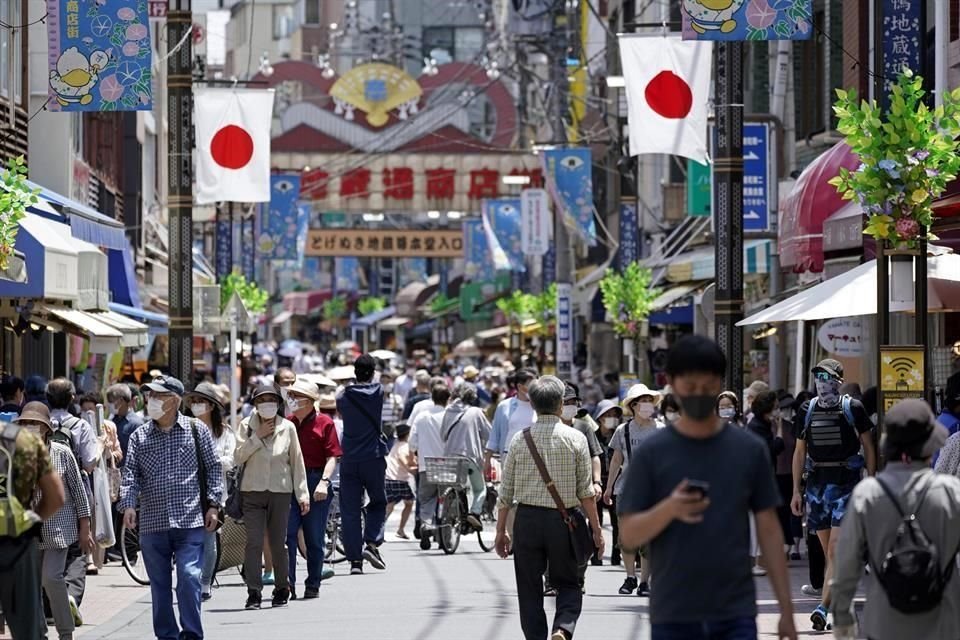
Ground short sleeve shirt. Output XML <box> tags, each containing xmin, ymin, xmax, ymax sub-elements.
<box><xmin>609</xmin><ymin>420</ymin><xmax>660</xmax><ymax>495</ymax></box>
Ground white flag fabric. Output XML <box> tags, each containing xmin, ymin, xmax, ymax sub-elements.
<box><xmin>481</xmin><ymin>208</ymin><xmax>512</xmax><ymax>272</ymax></box>
<box><xmin>521</xmin><ymin>189</ymin><xmax>551</xmax><ymax>256</ymax></box>
<box><xmin>619</xmin><ymin>36</ymin><xmax>712</xmax><ymax>164</ymax></box>
<box><xmin>195</xmin><ymin>88</ymin><xmax>275</xmax><ymax>204</ymax></box>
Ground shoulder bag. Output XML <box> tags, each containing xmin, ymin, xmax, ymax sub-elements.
<box><xmin>224</xmin><ymin>423</ymin><xmax>250</xmax><ymax>521</ymax></box>
<box><xmin>521</xmin><ymin>428</ymin><xmax>594</xmax><ymax>568</ymax></box>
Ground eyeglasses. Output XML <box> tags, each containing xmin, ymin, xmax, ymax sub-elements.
<box><xmin>813</xmin><ymin>371</ymin><xmax>836</xmax><ymax>382</ymax></box>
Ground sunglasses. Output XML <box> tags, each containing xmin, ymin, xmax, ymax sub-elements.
<box><xmin>814</xmin><ymin>371</ymin><xmax>837</xmax><ymax>382</ymax></box>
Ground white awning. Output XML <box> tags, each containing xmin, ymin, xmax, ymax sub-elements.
<box><xmin>738</xmin><ymin>252</ymin><xmax>960</xmax><ymax>326</ymax></box>
<box><xmin>652</xmin><ymin>283</ymin><xmax>702</xmax><ymax>311</ymax></box>
<box><xmin>378</xmin><ymin>316</ymin><xmax>411</xmax><ymax>330</ymax></box>
<box><xmin>271</xmin><ymin>310</ymin><xmax>293</xmax><ymax>325</ymax></box>
<box><xmin>42</xmin><ymin>306</ymin><xmax>123</xmax><ymax>354</ymax></box>
<box><xmin>90</xmin><ymin>311</ymin><xmax>149</xmax><ymax>348</ymax></box>
<box><xmin>74</xmin><ymin>238</ymin><xmax>109</xmax><ymax>311</ymax></box>
<box><xmin>18</xmin><ymin>214</ymin><xmax>78</xmax><ymax>300</ymax></box>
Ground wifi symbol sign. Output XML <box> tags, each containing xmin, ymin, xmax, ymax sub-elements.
<box><xmin>890</xmin><ymin>357</ymin><xmax>917</xmax><ymax>390</ymax></box>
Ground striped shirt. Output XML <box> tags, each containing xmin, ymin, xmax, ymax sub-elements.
<box><xmin>497</xmin><ymin>416</ymin><xmax>595</xmax><ymax>511</ymax></box>
<box><xmin>382</xmin><ymin>392</ymin><xmax>404</xmax><ymax>425</ymax></box>
<box><xmin>40</xmin><ymin>442</ymin><xmax>91</xmax><ymax>549</ymax></box>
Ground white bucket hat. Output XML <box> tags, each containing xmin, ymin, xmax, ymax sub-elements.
<box><xmin>622</xmin><ymin>383</ymin><xmax>663</xmax><ymax>416</ymax></box>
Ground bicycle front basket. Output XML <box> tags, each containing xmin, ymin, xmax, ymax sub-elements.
<box><xmin>424</xmin><ymin>457</ymin><xmax>470</xmax><ymax>485</ymax></box>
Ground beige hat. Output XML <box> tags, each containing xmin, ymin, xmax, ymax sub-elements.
<box><xmin>622</xmin><ymin>383</ymin><xmax>663</xmax><ymax>415</ymax></box>
<box><xmin>287</xmin><ymin>378</ymin><xmax>320</xmax><ymax>402</ymax></box>
<box><xmin>463</xmin><ymin>365</ymin><xmax>480</xmax><ymax>380</ymax></box>
<box><xmin>317</xmin><ymin>393</ymin><xmax>337</xmax><ymax>411</ymax></box>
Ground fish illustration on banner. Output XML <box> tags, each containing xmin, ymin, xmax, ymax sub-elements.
<box><xmin>681</xmin><ymin>0</ymin><xmax>812</xmax><ymax>41</ymax></box>
<box><xmin>258</xmin><ymin>175</ymin><xmax>306</xmax><ymax>263</ymax></box>
<box><xmin>335</xmin><ymin>257</ymin><xmax>360</xmax><ymax>292</ymax></box>
<box><xmin>47</xmin><ymin>0</ymin><xmax>153</xmax><ymax>111</ymax></box>
<box><xmin>542</xmin><ymin>148</ymin><xmax>597</xmax><ymax>247</ymax></box>
<box><xmin>463</xmin><ymin>219</ymin><xmax>498</xmax><ymax>284</ymax></box>
<box><xmin>486</xmin><ymin>199</ymin><xmax>526</xmax><ymax>272</ymax></box>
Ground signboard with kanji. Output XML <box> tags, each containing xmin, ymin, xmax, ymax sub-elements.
<box><xmin>880</xmin><ymin>346</ymin><xmax>925</xmax><ymax>411</ymax></box>
<box><xmin>816</xmin><ymin>318</ymin><xmax>863</xmax><ymax>358</ymax></box>
<box><xmin>881</xmin><ymin>0</ymin><xmax>920</xmax><ymax>109</ymax></box>
<box><xmin>306</xmin><ymin>229</ymin><xmax>463</xmax><ymax>258</ymax></box>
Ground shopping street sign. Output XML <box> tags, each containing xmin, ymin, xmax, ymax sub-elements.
<box><xmin>708</xmin><ymin>121</ymin><xmax>772</xmax><ymax>231</ymax></box>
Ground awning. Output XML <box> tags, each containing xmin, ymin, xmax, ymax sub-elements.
<box><xmin>41</xmin><ymin>306</ymin><xmax>123</xmax><ymax>354</ymax></box>
<box><xmin>738</xmin><ymin>251</ymin><xmax>960</xmax><ymax>325</ymax></box>
<box><xmin>75</xmin><ymin>238</ymin><xmax>110</xmax><ymax>311</ymax></box>
<box><xmin>90</xmin><ymin>311</ymin><xmax>149</xmax><ymax>348</ymax></box>
<box><xmin>396</xmin><ymin>277</ymin><xmax>440</xmax><ymax>317</ymax></box>
<box><xmin>475</xmin><ymin>319</ymin><xmax>540</xmax><ymax>342</ymax></box>
<box><xmin>665</xmin><ymin>240</ymin><xmax>772</xmax><ymax>283</ymax></box>
<box><xmin>283</xmin><ymin>289</ymin><xmax>333</xmax><ymax>316</ymax></box>
<box><xmin>778</xmin><ymin>142</ymin><xmax>861</xmax><ymax>273</ymax></box>
<box><xmin>109</xmin><ymin>302</ymin><xmax>169</xmax><ymax>335</ymax></box>
<box><xmin>378</xmin><ymin>316</ymin><xmax>411</xmax><ymax>330</ymax></box>
<box><xmin>352</xmin><ymin>305</ymin><xmax>396</xmax><ymax>328</ymax></box>
<box><xmin>27</xmin><ymin>180</ymin><xmax>127</xmax><ymax>250</ymax></box>
<box><xmin>0</xmin><ymin>214</ymin><xmax>79</xmax><ymax>301</ymax></box>
<box><xmin>108</xmin><ymin>246</ymin><xmax>143</xmax><ymax>308</ymax></box>
<box><xmin>823</xmin><ymin>201</ymin><xmax>865</xmax><ymax>252</ymax></box>
<box><xmin>574</xmin><ymin>259</ymin><xmax>612</xmax><ymax>315</ymax></box>
<box><xmin>270</xmin><ymin>310</ymin><xmax>293</xmax><ymax>325</ymax></box>
<box><xmin>651</xmin><ymin>283</ymin><xmax>701</xmax><ymax>310</ymax></box>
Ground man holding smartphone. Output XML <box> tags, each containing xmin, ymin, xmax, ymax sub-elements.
<box><xmin>617</xmin><ymin>335</ymin><xmax>797</xmax><ymax>640</ymax></box>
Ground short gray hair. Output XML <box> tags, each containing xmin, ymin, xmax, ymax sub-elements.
<box><xmin>454</xmin><ymin>382</ymin><xmax>478</xmax><ymax>406</ymax></box>
<box><xmin>528</xmin><ymin>376</ymin><xmax>565</xmax><ymax>415</ymax></box>
<box><xmin>106</xmin><ymin>383</ymin><xmax>132</xmax><ymax>403</ymax></box>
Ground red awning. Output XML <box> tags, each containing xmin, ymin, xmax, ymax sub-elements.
<box><xmin>779</xmin><ymin>142</ymin><xmax>861</xmax><ymax>273</ymax></box>
<box><xmin>283</xmin><ymin>289</ymin><xmax>333</xmax><ymax>316</ymax></box>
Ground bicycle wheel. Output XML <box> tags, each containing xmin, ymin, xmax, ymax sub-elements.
<box><xmin>325</xmin><ymin>516</ymin><xmax>348</xmax><ymax>564</ymax></box>
<box><xmin>121</xmin><ymin>524</ymin><xmax>150</xmax><ymax>586</ymax></box>
<box><xmin>437</xmin><ymin>489</ymin><xmax>461</xmax><ymax>555</ymax></box>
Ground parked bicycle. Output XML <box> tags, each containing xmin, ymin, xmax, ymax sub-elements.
<box><xmin>424</xmin><ymin>457</ymin><xmax>494</xmax><ymax>555</ymax></box>
<box><xmin>324</xmin><ymin>489</ymin><xmax>347</xmax><ymax>564</ymax></box>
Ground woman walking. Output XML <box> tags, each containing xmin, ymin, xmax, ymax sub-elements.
<box><xmin>186</xmin><ymin>382</ymin><xmax>236</xmax><ymax>601</ymax></box>
<box><xmin>235</xmin><ymin>385</ymin><xmax>309</xmax><ymax>610</ymax></box>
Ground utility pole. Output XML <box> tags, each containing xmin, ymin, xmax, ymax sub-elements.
<box><xmin>553</xmin><ymin>2</ymin><xmax>574</xmax><ymax>381</ymax></box>
<box><xmin>168</xmin><ymin>0</ymin><xmax>193</xmax><ymax>384</ymax></box>
<box><xmin>713</xmin><ymin>41</ymin><xmax>745</xmax><ymax>392</ymax></box>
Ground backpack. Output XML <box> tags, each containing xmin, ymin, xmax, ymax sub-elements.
<box><xmin>0</xmin><ymin>423</ymin><xmax>42</xmax><ymax>539</ymax></box>
<box><xmin>49</xmin><ymin>416</ymin><xmax>81</xmax><ymax>466</ymax></box>
<box><xmin>803</xmin><ymin>395</ymin><xmax>856</xmax><ymax>434</ymax></box>
<box><xmin>869</xmin><ymin>475</ymin><xmax>960</xmax><ymax>614</ymax></box>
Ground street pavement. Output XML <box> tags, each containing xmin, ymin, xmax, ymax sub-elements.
<box><xmin>72</xmin><ymin>516</ymin><xmax>865</xmax><ymax>640</ymax></box>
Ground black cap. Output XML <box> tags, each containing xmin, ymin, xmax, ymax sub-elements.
<box><xmin>251</xmin><ymin>385</ymin><xmax>281</xmax><ymax>403</ymax></box>
<box><xmin>185</xmin><ymin>382</ymin><xmax>224</xmax><ymax>410</ymax></box>
<box><xmin>812</xmin><ymin>359</ymin><xmax>843</xmax><ymax>379</ymax></box>
<box><xmin>141</xmin><ymin>375</ymin><xmax>185</xmax><ymax>396</ymax></box>
<box><xmin>883</xmin><ymin>399</ymin><xmax>946</xmax><ymax>459</ymax></box>
<box><xmin>564</xmin><ymin>383</ymin><xmax>580</xmax><ymax>402</ymax></box>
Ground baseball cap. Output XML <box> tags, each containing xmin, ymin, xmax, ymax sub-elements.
<box><xmin>251</xmin><ymin>385</ymin><xmax>282</xmax><ymax>403</ymax></box>
<box><xmin>141</xmin><ymin>375</ymin><xmax>185</xmax><ymax>396</ymax></box>
<box><xmin>883</xmin><ymin>399</ymin><xmax>948</xmax><ymax>459</ymax></box>
<box><xmin>563</xmin><ymin>383</ymin><xmax>580</xmax><ymax>403</ymax></box>
<box><xmin>812</xmin><ymin>359</ymin><xmax>843</xmax><ymax>379</ymax></box>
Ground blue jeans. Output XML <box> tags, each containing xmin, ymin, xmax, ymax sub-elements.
<box><xmin>652</xmin><ymin>617</ymin><xmax>758</xmax><ymax>640</ymax></box>
<box><xmin>339</xmin><ymin>457</ymin><xmax>387</xmax><ymax>562</ymax></box>
<box><xmin>287</xmin><ymin>470</ymin><xmax>334</xmax><ymax>590</ymax></box>
<box><xmin>201</xmin><ymin>530</ymin><xmax>217</xmax><ymax>588</ymax></box>
<box><xmin>140</xmin><ymin>527</ymin><xmax>206</xmax><ymax>640</ymax></box>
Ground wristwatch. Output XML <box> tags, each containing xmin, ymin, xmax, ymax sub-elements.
<box><xmin>320</xmin><ymin>477</ymin><xmax>331</xmax><ymax>484</ymax></box>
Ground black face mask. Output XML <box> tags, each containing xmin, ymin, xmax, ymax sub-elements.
<box><xmin>678</xmin><ymin>394</ymin><xmax>717</xmax><ymax>421</ymax></box>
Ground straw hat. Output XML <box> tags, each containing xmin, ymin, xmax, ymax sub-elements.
<box><xmin>287</xmin><ymin>378</ymin><xmax>320</xmax><ymax>402</ymax></box>
<box><xmin>463</xmin><ymin>365</ymin><xmax>480</xmax><ymax>380</ymax></box>
<box><xmin>15</xmin><ymin>401</ymin><xmax>51</xmax><ymax>429</ymax></box>
<box><xmin>622</xmin><ymin>383</ymin><xmax>663</xmax><ymax>415</ymax></box>
<box><xmin>317</xmin><ymin>393</ymin><xmax>337</xmax><ymax>411</ymax></box>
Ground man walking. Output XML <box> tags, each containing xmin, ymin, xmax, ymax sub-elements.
<box><xmin>832</xmin><ymin>399</ymin><xmax>960</xmax><ymax>640</ymax></box>
<box><xmin>337</xmin><ymin>354</ymin><xmax>389</xmax><ymax>574</ymax></box>
<box><xmin>410</xmin><ymin>382</ymin><xmax>451</xmax><ymax>550</ymax></box>
<box><xmin>119</xmin><ymin>376</ymin><xmax>223</xmax><ymax>640</ymax></box>
<box><xmin>790</xmin><ymin>359</ymin><xmax>875</xmax><ymax>631</ymax></box>
<box><xmin>107</xmin><ymin>383</ymin><xmax>143</xmax><ymax>464</ymax></box>
<box><xmin>618</xmin><ymin>335</ymin><xmax>797</xmax><ymax>640</ymax></box>
<box><xmin>441</xmin><ymin>383</ymin><xmax>491</xmax><ymax>531</ymax></box>
<box><xmin>495</xmin><ymin>376</ymin><xmax>603</xmax><ymax>640</ymax></box>
<box><xmin>485</xmin><ymin>368</ymin><xmax>538</xmax><ymax>471</ymax></box>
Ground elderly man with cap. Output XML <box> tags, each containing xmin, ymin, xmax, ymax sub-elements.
<box><xmin>119</xmin><ymin>376</ymin><xmax>223</xmax><ymax>640</ymax></box>
<box><xmin>832</xmin><ymin>399</ymin><xmax>960</xmax><ymax>640</ymax></box>
<box><xmin>284</xmin><ymin>378</ymin><xmax>341</xmax><ymax>600</ymax></box>
<box><xmin>790</xmin><ymin>359</ymin><xmax>876</xmax><ymax>632</ymax></box>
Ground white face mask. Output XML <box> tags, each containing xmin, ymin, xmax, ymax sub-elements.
<box><xmin>279</xmin><ymin>388</ymin><xmax>290</xmax><ymax>404</ymax></box>
<box><xmin>286</xmin><ymin>398</ymin><xmax>303</xmax><ymax>413</ymax></box>
<box><xmin>147</xmin><ymin>397</ymin><xmax>168</xmax><ymax>421</ymax></box>
<box><xmin>191</xmin><ymin>403</ymin><xmax>210</xmax><ymax>417</ymax></box>
<box><xmin>635</xmin><ymin>403</ymin><xmax>655</xmax><ymax>420</ymax></box>
<box><xmin>111</xmin><ymin>402</ymin><xmax>123</xmax><ymax>416</ymax></box>
<box><xmin>561</xmin><ymin>405</ymin><xmax>578</xmax><ymax>420</ymax></box>
<box><xmin>665</xmin><ymin>410</ymin><xmax>680</xmax><ymax>423</ymax></box>
<box><xmin>602</xmin><ymin>417</ymin><xmax>619</xmax><ymax>430</ymax></box>
<box><xmin>718</xmin><ymin>407</ymin><xmax>736</xmax><ymax>419</ymax></box>
<box><xmin>258</xmin><ymin>402</ymin><xmax>279</xmax><ymax>419</ymax></box>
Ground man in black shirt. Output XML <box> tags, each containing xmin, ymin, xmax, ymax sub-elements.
<box><xmin>790</xmin><ymin>359</ymin><xmax>875</xmax><ymax>632</ymax></box>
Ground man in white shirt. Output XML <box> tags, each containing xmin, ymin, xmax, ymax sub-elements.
<box><xmin>408</xmin><ymin>376</ymin><xmax>446</xmax><ymax>427</ymax></box>
<box><xmin>409</xmin><ymin>383</ymin><xmax>451</xmax><ymax>551</ymax></box>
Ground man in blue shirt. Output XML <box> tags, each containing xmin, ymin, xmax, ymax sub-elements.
<box><xmin>484</xmin><ymin>368</ymin><xmax>538</xmax><ymax>474</ymax></box>
<box><xmin>107</xmin><ymin>383</ymin><xmax>144</xmax><ymax>463</ymax></box>
<box><xmin>119</xmin><ymin>376</ymin><xmax>222</xmax><ymax>640</ymax></box>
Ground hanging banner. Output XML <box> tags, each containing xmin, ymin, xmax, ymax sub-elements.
<box><xmin>687</xmin><ymin>160</ymin><xmax>711</xmax><ymax>216</ymax></box>
<box><xmin>307</xmin><ymin>229</ymin><xmax>463</xmax><ymax>258</ymax></box>
<box><xmin>542</xmin><ymin>244</ymin><xmax>556</xmax><ymax>288</ymax></box>
<box><xmin>481</xmin><ymin>207</ymin><xmax>513</xmax><ymax>272</ymax></box>
<box><xmin>242</xmin><ymin>213</ymin><xmax>257</xmax><ymax>282</ymax></box>
<box><xmin>257</xmin><ymin>175</ymin><xmax>305</xmax><ymax>262</ymax></box>
<box><xmin>301</xmin><ymin>257</ymin><xmax>328</xmax><ymax>291</ymax></box>
<box><xmin>681</xmin><ymin>0</ymin><xmax>812</xmax><ymax>40</ymax></box>
<box><xmin>556</xmin><ymin>282</ymin><xmax>573</xmax><ymax>377</ymax></box>
<box><xmin>335</xmin><ymin>257</ymin><xmax>360</xmax><ymax>292</ymax></box>
<box><xmin>881</xmin><ymin>0</ymin><xmax>921</xmax><ymax>108</ymax></box>
<box><xmin>542</xmin><ymin>148</ymin><xmax>597</xmax><ymax>246</ymax></box>
<box><xmin>617</xmin><ymin>202</ymin><xmax>639</xmax><ymax>271</ymax></box>
<box><xmin>464</xmin><ymin>219</ymin><xmax>498</xmax><ymax>284</ymax></box>
<box><xmin>47</xmin><ymin>0</ymin><xmax>154</xmax><ymax>111</ymax></box>
<box><xmin>521</xmin><ymin>189</ymin><xmax>551</xmax><ymax>256</ymax></box>
<box><xmin>215</xmin><ymin>211</ymin><xmax>232</xmax><ymax>281</ymax></box>
<box><xmin>486</xmin><ymin>198</ymin><xmax>526</xmax><ymax>271</ymax></box>
<box><xmin>399</xmin><ymin>258</ymin><xmax>428</xmax><ymax>286</ymax></box>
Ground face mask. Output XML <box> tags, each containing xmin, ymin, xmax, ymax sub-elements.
<box><xmin>635</xmin><ymin>403</ymin><xmax>656</xmax><ymax>419</ymax></box>
<box><xmin>111</xmin><ymin>403</ymin><xmax>123</xmax><ymax>416</ymax></box>
<box><xmin>815</xmin><ymin>379</ymin><xmax>841</xmax><ymax>406</ymax></box>
<box><xmin>603</xmin><ymin>417</ymin><xmax>619</xmax><ymax>429</ymax></box>
<box><xmin>147</xmin><ymin>398</ymin><xmax>168</xmax><ymax>421</ymax></box>
<box><xmin>677</xmin><ymin>394</ymin><xmax>718</xmax><ymax>421</ymax></box>
<box><xmin>191</xmin><ymin>403</ymin><xmax>210</xmax><ymax>417</ymax></box>
<box><xmin>258</xmin><ymin>402</ymin><xmax>279</xmax><ymax>419</ymax></box>
<box><xmin>718</xmin><ymin>407</ymin><xmax>736</xmax><ymax>419</ymax></box>
<box><xmin>665</xmin><ymin>410</ymin><xmax>679</xmax><ymax>423</ymax></box>
<box><xmin>286</xmin><ymin>398</ymin><xmax>304</xmax><ymax>413</ymax></box>
<box><xmin>561</xmin><ymin>405</ymin><xmax>578</xmax><ymax>420</ymax></box>
<box><xmin>280</xmin><ymin>388</ymin><xmax>290</xmax><ymax>404</ymax></box>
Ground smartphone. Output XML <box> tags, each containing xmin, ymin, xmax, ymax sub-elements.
<box><xmin>685</xmin><ymin>480</ymin><xmax>710</xmax><ymax>499</ymax></box>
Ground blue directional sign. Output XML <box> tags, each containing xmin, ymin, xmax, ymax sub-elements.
<box><xmin>742</xmin><ymin>122</ymin><xmax>770</xmax><ymax>232</ymax></box>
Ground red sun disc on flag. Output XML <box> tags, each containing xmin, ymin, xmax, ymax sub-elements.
<box><xmin>210</xmin><ymin>125</ymin><xmax>254</xmax><ymax>170</ymax></box>
<box><xmin>644</xmin><ymin>71</ymin><xmax>693</xmax><ymax>119</ymax></box>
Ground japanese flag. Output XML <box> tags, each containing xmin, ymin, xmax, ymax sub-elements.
<box><xmin>618</xmin><ymin>36</ymin><xmax>712</xmax><ymax>164</ymax></box>
<box><xmin>194</xmin><ymin>88</ymin><xmax>275</xmax><ymax>204</ymax></box>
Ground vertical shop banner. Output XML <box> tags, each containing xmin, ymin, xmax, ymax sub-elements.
<box><xmin>463</xmin><ymin>219</ymin><xmax>497</xmax><ymax>284</ymax></box>
<box><xmin>47</xmin><ymin>0</ymin><xmax>153</xmax><ymax>111</ymax></box>
<box><xmin>335</xmin><ymin>257</ymin><xmax>360</xmax><ymax>292</ymax></box>
<box><xmin>617</xmin><ymin>202</ymin><xmax>639</xmax><ymax>271</ymax></box>
<box><xmin>521</xmin><ymin>189</ymin><xmax>551</xmax><ymax>256</ymax></box>
<box><xmin>556</xmin><ymin>283</ymin><xmax>573</xmax><ymax>372</ymax></box>
<box><xmin>241</xmin><ymin>214</ymin><xmax>256</xmax><ymax>283</ymax></box>
<box><xmin>687</xmin><ymin>160</ymin><xmax>711</xmax><ymax>216</ymax></box>
<box><xmin>881</xmin><ymin>0</ymin><xmax>921</xmax><ymax>107</ymax></box>
<box><xmin>542</xmin><ymin>148</ymin><xmax>597</xmax><ymax>246</ymax></box>
<box><xmin>257</xmin><ymin>175</ymin><xmax>304</xmax><ymax>262</ymax></box>
<box><xmin>301</xmin><ymin>257</ymin><xmax>327</xmax><ymax>290</ymax></box>
<box><xmin>399</xmin><ymin>258</ymin><xmax>428</xmax><ymax>286</ymax></box>
<box><xmin>681</xmin><ymin>0</ymin><xmax>812</xmax><ymax>41</ymax></box>
<box><xmin>486</xmin><ymin>198</ymin><xmax>526</xmax><ymax>271</ymax></box>
<box><xmin>542</xmin><ymin>244</ymin><xmax>556</xmax><ymax>288</ymax></box>
<box><xmin>215</xmin><ymin>212</ymin><xmax>233</xmax><ymax>281</ymax></box>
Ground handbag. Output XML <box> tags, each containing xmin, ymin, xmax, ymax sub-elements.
<box><xmin>92</xmin><ymin>457</ymin><xmax>116</xmax><ymax>548</ymax></box>
<box><xmin>522</xmin><ymin>428</ymin><xmax>594</xmax><ymax>568</ymax></box>
<box><xmin>224</xmin><ymin>423</ymin><xmax>250</xmax><ymax>521</ymax></box>
<box><xmin>191</xmin><ymin>422</ymin><xmax>224</xmax><ymax>530</ymax></box>
<box><xmin>106</xmin><ymin>455</ymin><xmax>121</xmax><ymax>503</ymax></box>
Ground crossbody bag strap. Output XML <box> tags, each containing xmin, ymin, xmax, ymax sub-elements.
<box><xmin>521</xmin><ymin>428</ymin><xmax>574</xmax><ymax>530</ymax></box>
<box><xmin>190</xmin><ymin>421</ymin><xmax>209</xmax><ymax>509</ymax></box>
<box><xmin>443</xmin><ymin>411</ymin><xmax>466</xmax><ymax>442</ymax></box>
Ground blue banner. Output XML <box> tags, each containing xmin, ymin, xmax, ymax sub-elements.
<box><xmin>486</xmin><ymin>198</ymin><xmax>526</xmax><ymax>272</ymax></box>
<box><xmin>464</xmin><ymin>219</ymin><xmax>497</xmax><ymax>283</ymax></box>
<box><xmin>743</xmin><ymin>122</ymin><xmax>771</xmax><ymax>231</ymax></box>
<box><xmin>258</xmin><ymin>175</ymin><xmax>305</xmax><ymax>262</ymax></box>
<box><xmin>301</xmin><ymin>257</ymin><xmax>327</xmax><ymax>291</ymax></box>
<box><xmin>215</xmin><ymin>212</ymin><xmax>233</xmax><ymax>281</ymax></box>
<box><xmin>399</xmin><ymin>258</ymin><xmax>428</xmax><ymax>286</ymax></box>
<box><xmin>542</xmin><ymin>244</ymin><xmax>556</xmax><ymax>288</ymax></box>
<box><xmin>241</xmin><ymin>214</ymin><xmax>256</xmax><ymax>283</ymax></box>
<box><xmin>617</xmin><ymin>202</ymin><xmax>639</xmax><ymax>270</ymax></box>
<box><xmin>543</xmin><ymin>148</ymin><xmax>597</xmax><ymax>247</ymax></box>
<box><xmin>47</xmin><ymin>0</ymin><xmax>153</xmax><ymax>111</ymax></box>
<box><xmin>881</xmin><ymin>0</ymin><xmax>921</xmax><ymax>108</ymax></box>
<box><xmin>681</xmin><ymin>0</ymin><xmax>812</xmax><ymax>41</ymax></box>
<box><xmin>335</xmin><ymin>257</ymin><xmax>360</xmax><ymax>293</ymax></box>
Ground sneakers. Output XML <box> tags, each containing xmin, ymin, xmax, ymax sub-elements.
<box><xmin>551</xmin><ymin>630</ymin><xmax>570</xmax><ymax>640</ymax></box>
<box><xmin>590</xmin><ymin>555</ymin><xmax>603</xmax><ymax>566</ymax></box>
<box><xmin>271</xmin><ymin>587</ymin><xmax>290</xmax><ymax>607</ymax></box>
<box><xmin>363</xmin><ymin>543</ymin><xmax>386</xmax><ymax>570</ymax></box>
<box><xmin>68</xmin><ymin>595</ymin><xmax>83</xmax><ymax>627</ymax></box>
<box><xmin>262</xmin><ymin>571</ymin><xmax>275</xmax><ymax>585</ymax></box>
<box><xmin>618</xmin><ymin>576</ymin><xmax>638</xmax><ymax>595</ymax></box>
<box><xmin>321</xmin><ymin>567</ymin><xmax>335</xmax><ymax>581</ymax></box>
<box><xmin>465</xmin><ymin>513</ymin><xmax>483</xmax><ymax>532</ymax></box>
<box><xmin>245</xmin><ymin>589</ymin><xmax>262</xmax><ymax>610</ymax></box>
<box><xmin>801</xmin><ymin>584</ymin><xmax>823</xmax><ymax>597</ymax></box>
<box><xmin>636</xmin><ymin>581</ymin><xmax>650</xmax><ymax>597</ymax></box>
<box><xmin>350</xmin><ymin>561</ymin><xmax>364</xmax><ymax>575</ymax></box>
<box><xmin>810</xmin><ymin>604</ymin><xmax>828</xmax><ymax>631</ymax></box>
<box><xmin>751</xmin><ymin>565</ymin><xmax>767</xmax><ymax>577</ymax></box>
<box><xmin>303</xmin><ymin>587</ymin><xmax>320</xmax><ymax>599</ymax></box>
<box><xmin>201</xmin><ymin>585</ymin><xmax>212</xmax><ymax>602</ymax></box>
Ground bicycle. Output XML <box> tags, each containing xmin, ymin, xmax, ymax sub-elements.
<box><xmin>424</xmin><ymin>457</ymin><xmax>494</xmax><ymax>555</ymax></box>
<box><xmin>120</xmin><ymin>515</ymin><xmax>149</xmax><ymax>585</ymax></box>
<box><xmin>324</xmin><ymin>489</ymin><xmax>348</xmax><ymax>564</ymax></box>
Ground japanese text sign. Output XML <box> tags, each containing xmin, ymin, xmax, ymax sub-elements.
<box><xmin>521</xmin><ymin>189</ymin><xmax>551</xmax><ymax>257</ymax></box>
<box><xmin>816</xmin><ymin>318</ymin><xmax>863</xmax><ymax>358</ymax></box>
<box><xmin>881</xmin><ymin>0</ymin><xmax>921</xmax><ymax>108</ymax></box>
<box><xmin>306</xmin><ymin>229</ymin><xmax>463</xmax><ymax>258</ymax></box>
<box><xmin>618</xmin><ymin>202</ymin><xmax>639</xmax><ymax>270</ymax></box>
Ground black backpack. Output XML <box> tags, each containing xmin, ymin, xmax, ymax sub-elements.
<box><xmin>49</xmin><ymin>416</ymin><xmax>81</xmax><ymax>466</ymax></box>
<box><xmin>869</xmin><ymin>475</ymin><xmax>960</xmax><ymax>614</ymax></box>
